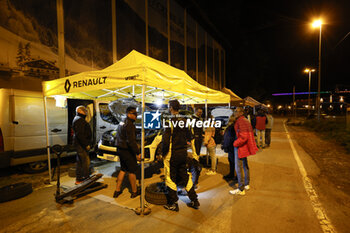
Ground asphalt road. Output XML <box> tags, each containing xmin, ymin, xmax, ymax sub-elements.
<box><xmin>0</xmin><ymin>118</ymin><xmax>338</xmax><ymax>233</ymax></box>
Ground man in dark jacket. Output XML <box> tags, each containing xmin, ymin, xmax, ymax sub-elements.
<box><xmin>221</xmin><ymin>115</ymin><xmax>237</xmax><ymax>181</ymax></box>
<box><xmin>72</xmin><ymin>106</ymin><xmax>92</xmax><ymax>184</ymax></box>
<box><xmin>162</xmin><ymin>100</ymin><xmax>199</xmax><ymax>212</ymax></box>
<box><xmin>113</xmin><ymin>106</ymin><xmax>141</xmax><ymax>199</ymax></box>
<box><xmin>192</xmin><ymin>108</ymin><xmax>204</xmax><ymax>155</ymax></box>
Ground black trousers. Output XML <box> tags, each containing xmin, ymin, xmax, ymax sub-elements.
<box><xmin>167</xmin><ymin>186</ymin><xmax>198</xmax><ymax>205</ymax></box>
<box><xmin>194</xmin><ymin>137</ymin><xmax>203</xmax><ymax>155</ymax></box>
<box><xmin>166</xmin><ymin>149</ymin><xmax>198</xmax><ymax>204</ymax></box>
<box><xmin>265</xmin><ymin>129</ymin><xmax>272</xmax><ymax>145</ymax></box>
<box><xmin>75</xmin><ymin>144</ymin><xmax>90</xmax><ymax>181</ymax></box>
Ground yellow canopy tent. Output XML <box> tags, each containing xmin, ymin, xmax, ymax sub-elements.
<box><xmin>221</xmin><ymin>87</ymin><xmax>243</xmax><ymax>107</ymax></box>
<box><xmin>244</xmin><ymin>96</ymin><xmax>267</xmax><ymax>108</ymax></box>
<box><xmin>42</xmin><ymin>50</ymin><xmax>230</xmax><ymax>215</ymax></box>
<box><xmin>43</xmin><ymin>50</ymin><xmax>229</xmax><ymax>104</ymax></box>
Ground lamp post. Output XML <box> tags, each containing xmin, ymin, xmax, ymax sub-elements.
<box><xmin>312</xmin><ymin>19</ymin><xmax>323</xmax><ymax>121</ymax></box>
<box><xmin>304</xmin><ymin>68</ymin><xmax>315</xmax><ymax>116</ymax></box>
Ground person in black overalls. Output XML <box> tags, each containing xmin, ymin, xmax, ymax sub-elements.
<box><xmin>162</xmin><ymin>100</ymin><xmax>199</xmax><ymax>211</ymax></box>
<box><xmin>72</xmin><ymin>106</ymin><xmax>92</xmax><ymax>185</ymax></box>
<box><xmin>113</xmin><ymin>106</ymin><xmax>141</xmax><ymax>198</ymax></box>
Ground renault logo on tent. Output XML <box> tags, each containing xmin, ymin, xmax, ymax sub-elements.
<box><xmin>65</xmin><ymin>79</ymin><xmax>71</xmax><ymax>93</ymax></box>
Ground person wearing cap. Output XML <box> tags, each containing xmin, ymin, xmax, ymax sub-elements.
<box><xmin>72</xmin><ymin>106</ymin><xmax>92</xmax><ymax>185</ymax></box>
<box><xmin>113</xmin><ymin>106</ymin><xmax>141</xmax><ymax>199</ymax></box>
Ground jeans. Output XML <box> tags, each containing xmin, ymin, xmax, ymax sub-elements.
<box><xmin>234</xmin><ymin>147</ymin><xmax>250</xmax><ymax>190</ymax></box>
<box><xmin>256</xmin><ymin>129</ymin><xmax>266</xmax><ymax>147</ymax></box>
<box><xmin>189</xmin><ymin>158</ymin><xmax>201</xmax><ymax>185</ymax></box>
<box><xmin>75</xmin><ymin>144</ymin><xmax>90</xmax><ymax>181</ymax></box>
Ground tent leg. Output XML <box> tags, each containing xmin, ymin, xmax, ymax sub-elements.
<box><xmin>205</xmin><ymin>99</ymin><xmax>209</xmax><ymax>166</ymax></box>
<box><xmin>43</xmin><ymin>96</ymin><xmax>52</xmax><ymax>183</ymax></box>
<box><xmin>135</xmin><ymin>84</ymin><xmax>151</xmax><ymax>216</ymax></box>
<box><xmin>205</xmin><ymin>99</ymin><xmax>208</xmax><ymax>119</ymax></box>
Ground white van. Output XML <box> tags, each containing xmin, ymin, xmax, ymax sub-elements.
<box><xmin>211</xmin><ymin>107</ymin><xmax>234</xmax><ymax>126</ymax></box>
<box><xmin>0</xmin><ymin>88</ymin><xmax>117</xmax><ymax>173</ymax></box>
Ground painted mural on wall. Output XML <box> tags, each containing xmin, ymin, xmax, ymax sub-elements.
<box><xmin>0</xmin><ymin>0</ymin><xmax>224</xmax><ymax>92</ymax></box>
<box><xmin>0</xmin><ymin>0</ymin><xmax>112</xmax><ymax>91</ymax></box>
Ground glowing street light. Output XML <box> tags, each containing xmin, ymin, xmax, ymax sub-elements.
<box><xmin>311</xmin><ymin>19</ymin><xmax>323</xmax><ymax>121</ymax></box>
<box><xmin>312</xmin><ymin>20</ymin><xmax>322</xmax><ymax>28</ymax></box>
<box><xmin>304</xmin><ymin>68</ymin><xmax>316</xmax><ymax>116</ymax></box>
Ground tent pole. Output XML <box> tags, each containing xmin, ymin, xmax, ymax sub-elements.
<box><xmin>141</xmin><ymin>84</ymin><xmax>146</xmax><ymax>215</ymax></box>
<box><xmin>205</xmin><ymin>99</ymin><xmax>208</xmax><ymax>166</ymax></box>
<box><xmin>57</xmin><ymin>0</ymin><xmax>65</xmax><ymax>78</ymax></box>
<box><xmin>112</xmin><ymin>0</ymin><xmax>117</xmax><ymax>63</ymax></box>
<box><xmin>205</xmin><ymin>99</ymin><xmax>207</xmax><ymax>119</ymax></box>
<box><xmin>43</xmin><ymin>96</ymin><xmax>52</xmax><ymax>183</ymax></box>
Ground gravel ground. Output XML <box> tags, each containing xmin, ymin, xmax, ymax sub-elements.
<box><xmin>287</xmin><ymin>123</ymin><xmax>350</xmax><ymax>233</ymax></box>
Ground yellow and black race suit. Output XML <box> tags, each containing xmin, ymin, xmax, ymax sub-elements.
<box><xmin>161</xmin><ymin>117</ymin><xmax>198</xmax><ymax>204</ymax></box>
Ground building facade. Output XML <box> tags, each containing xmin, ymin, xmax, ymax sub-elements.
<box><xmin>0</xmin><ymin>0</ymin><xmax>226</xmax><ymax>91</ymax></box>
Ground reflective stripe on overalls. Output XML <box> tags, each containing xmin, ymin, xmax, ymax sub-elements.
<box><xmin>163</xmin><ymin>123</ymin><xmax>194</xmax><ymax>191</ymax></box>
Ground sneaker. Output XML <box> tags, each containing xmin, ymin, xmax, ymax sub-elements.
<box><xmin>229</xmin><ymin>189</ymin><xmax>245</xmax><ymax>195</ymax></box>
<box><xmin>163</xmin><ymin>203</ymin><xmax>179</xmax><ymax>212</ymax></box>
<box><xmin>244</xmin><ymin>185</ymin><xmax>250</xmax><ymax>190</ymax></box>
<box><xmin>187</xmin><ymin>200</ymin><xmax>200</xmax><ymax>209</ymax></box>
<box><xmin>206</xmin><ymin>170</ymin><xmax>217</xmax><ymax>175</ymax></box>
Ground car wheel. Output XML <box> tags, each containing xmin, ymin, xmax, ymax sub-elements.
<box><xmin>145</xmin><ymin>182</ymin><xmax>168</xmax><ymax>205</ymax></box>
<box><xmin>0</xmin><ymin>182</ymin><xmax>33</xmax><ymax>203</ymax></box>
<box><xmin>23</xmin><ymin>161</ymin><xmax>48</xmax><ymax>174</ymax></box>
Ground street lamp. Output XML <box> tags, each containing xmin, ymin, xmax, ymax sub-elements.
<box><xmin>312</xmin><ymin>19</ymin><xmax>323</xmax><ymax>121</ymax></box>
<box><xmin>304</xmin><ymin>68</ymin><xmax>315</xmax><ymax>116</ymax></box>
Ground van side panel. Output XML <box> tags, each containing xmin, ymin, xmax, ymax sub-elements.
<box><xmin>0</xmin><ymin>89</ymin><xmax>12</xmax><ymax>167</ymax></box>
<box><xmin>47</xmin><ymin>98</ymin><xmax>68</xmax><ymax>146</ymax></box>
<box><xmin>13</xmin><ymin>95</ymin><xmax>47</xmax><ymax>150</ymax></box>
<box><xmin>0</xmin><ymin>89</ymin><xmax>13</xmax><ymax>152</ymax></box>
<box><xmin>13</xmin><ymin>95</ymin><xmax>67</xmax><ymax>152</ymax></box>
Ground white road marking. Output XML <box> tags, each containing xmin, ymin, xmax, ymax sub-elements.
<box><xmin>283</xmin><ymin>122</ymin><xmax>336</xmax><ymax>233</ymax></box>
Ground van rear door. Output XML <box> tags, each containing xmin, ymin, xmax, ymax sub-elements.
<box><xmin>12</xmin><ymin>94</ymin><xmax>67</xmax><ymax>156</ymax></box>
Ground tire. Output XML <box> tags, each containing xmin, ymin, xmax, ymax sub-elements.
<box><xmin>145</xmin><ymin>182</ymin><xmax>168</xmax><ymax>205</ymax></box>
<box><xmin>23</xmin><ymin>161</ymin><xmax>48</xmax><ymax>174</ymax></box>
<box><xmin>0</xmin><ymin>182</ymin><xmax>33</xmax><ymax>203</ymax></box>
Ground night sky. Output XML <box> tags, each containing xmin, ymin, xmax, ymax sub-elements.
<box><xmin>193</xmin><ymin>0</ymin><xmax>350</xmax><ymax>103</ymax></box>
